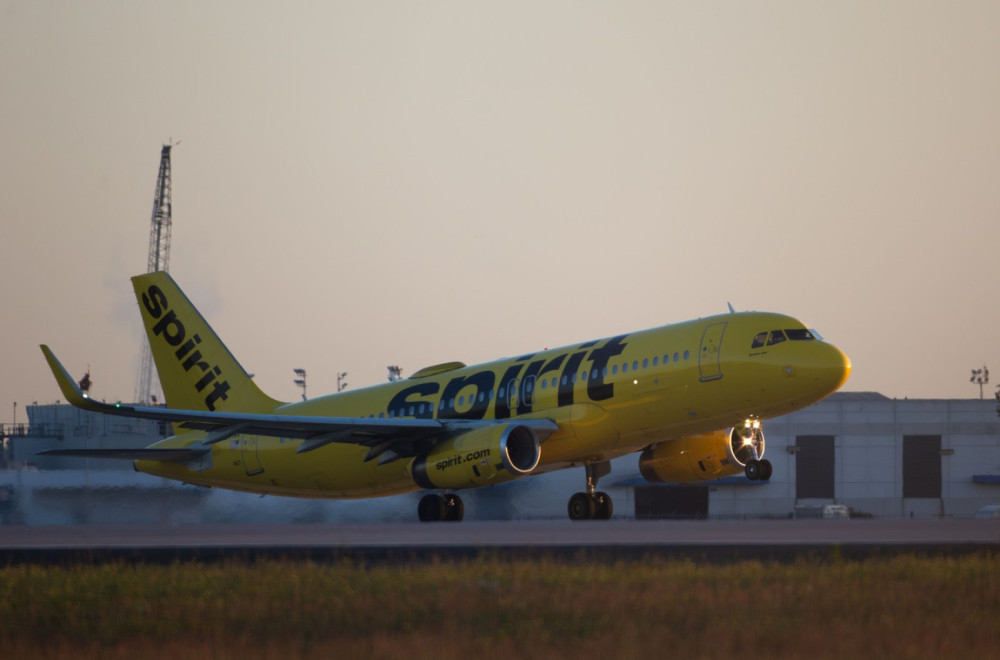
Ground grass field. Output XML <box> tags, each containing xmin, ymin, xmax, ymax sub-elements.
<box><xmin>1</xmin><ymin>553</ymin><xmax>997</xmax><ymax>659</ymax></box>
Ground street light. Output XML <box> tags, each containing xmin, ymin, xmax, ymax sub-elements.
<box><xmin>970</xmin><ymin>365</ymin><xmax>989</xmax><ymax>399</ymax></box>
<box><xmin>293</xmin><ymin>368</ymin><xmax>307</xmax><ymax>401</ymax></box>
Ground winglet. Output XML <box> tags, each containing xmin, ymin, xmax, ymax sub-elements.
<box><xmin>40</xmin><ymin>345</ymin><xmax>114</xmax><ymax>413</ymax></box>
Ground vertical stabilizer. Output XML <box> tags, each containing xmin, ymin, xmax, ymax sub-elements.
<box><xmin>132</xmin><ymin>271</ymin><xmax>284</xmax><ymax>413</ymax></box>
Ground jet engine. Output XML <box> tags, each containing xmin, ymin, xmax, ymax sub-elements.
<box><xmin>638</xmin><ymin>420</ymin><xmax>772</xmax><ymax>483</ymax></box>
<box><xmin>410</xmin><ymin>423</ymin><xmax>541</xmax><ymax>490</ymax></box>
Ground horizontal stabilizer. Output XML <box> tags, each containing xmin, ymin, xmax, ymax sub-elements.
<box><xmin>37</xmin><ymin>448</ymin><xmax>209</xmax><ymax>462</ymax></box>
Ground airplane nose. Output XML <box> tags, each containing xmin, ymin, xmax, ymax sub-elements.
<box><xmin>831</xmin><ymin>345</ymin><xmax>852</xmax><ymax>392</ymax></box>
<box><xmin>791</xmin><ymin>342</ymin><xmax>851</xmax><ymax>396</ymax></box>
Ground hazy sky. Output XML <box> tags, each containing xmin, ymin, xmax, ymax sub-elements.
<box><xmin>3</xmin><ymin>1</ymin><xmax>1000</xmax><ymax>418</ymax></box>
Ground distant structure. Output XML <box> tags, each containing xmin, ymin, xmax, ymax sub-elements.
<box><xmin>970</xmin><ymin>365</ymin><xmax>989</xmax><ymax>400</ymax></box>
<box><xmin>293</xmin><ymin>369</ymin><xmax>307</xmax><ymax>400</ymax></box>
<box><xmin>134</xmin><ymin>144</ymin><xmax>174</xmax><ymax>405</ymax></box>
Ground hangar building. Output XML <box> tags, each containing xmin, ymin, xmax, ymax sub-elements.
<box><xmin>2</xmin><ymin>392</ymin><xmax>999</xmax><ymax>523</ymax></box>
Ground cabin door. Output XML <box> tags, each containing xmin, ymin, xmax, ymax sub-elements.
<box><xmin>698</xmin><ymin>322</ymin><xmax>727</xmax><ymax>382</ymax></box>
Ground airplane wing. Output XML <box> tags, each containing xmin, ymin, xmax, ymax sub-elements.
<box><xmin>40</xmin><ymin>345</ymin><xmax>558</xmax><ymax>463</ymax></box>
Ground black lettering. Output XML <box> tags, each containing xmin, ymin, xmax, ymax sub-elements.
<box><xmin>175</xmin><ymin>334</ymin><xmax>202</xmax><ymax>361</ymax></box>
<box><xmin>494</xmin><ymin>364</ymin><xmax>524</xmax><ymax>419</ymax></box>
<box><xmin>559</xmin><ymin>351</ymin><xmax>586</xmax><ymax>407</ymax></box>
<box><xmin>151</xmin><ymin>310</ymin><xmax>186</xmax><ymax>346</ymax></box>
<box><xmin>142</xmin><ymin>285</ymin><xmax>168</xmax><ymax>319</ymax></box>
<box><xmin>586</xmin><ymin>335</ymin><xmax>628</xmax><ymax>401</ymax></box>
<box><xmin>181</xmin><ymin>349</ymin><xmax>210</xmax><ymax>374</ymax></box>
<box><xmin>517</xmin><ymin>359</ymin><xmax>546</xmax><ymax>415</ymax></box>
<box><xmin>194</xmin><ymin>366</ymin><xmax>221</xmax><ymax>392</ymax></box>
<box><xmin>387</xmin><ymin>383</ymin><xmax>439</xmax><ymax>419</ymax></box>
<box><xmin>204</xmin><ymin>380</ymin><xmax>231</xmax><ymax>411</ymax></box>
<box><xmin>440</xmin><ymin>371</ymin><xmax>496</xmax><ymax>420</ymax></box>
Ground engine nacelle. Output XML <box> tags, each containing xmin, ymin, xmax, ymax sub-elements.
<box><xmin>410</xmin><ymin>423</ymin><xmax>541</xmax><ymax>490</ymax></box>
<box><xmin>639</xmin><ymin>422</ymin><xmax>765</xmax><ymax>483</ymax></box>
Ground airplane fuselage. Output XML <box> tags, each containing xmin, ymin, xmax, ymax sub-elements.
<box><xmin>138</xmin><ymin>311</ymin><xmax>850</xmax><ymax>499</ymax></box>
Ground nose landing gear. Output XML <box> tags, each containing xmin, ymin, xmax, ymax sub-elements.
<box><xmin>736</xmin><ymin>418</ymin><xmax>772</xmax><ymax>481</ymax></box>
<box><xmin>567</xmin><ymin>460</ymin><xmax>613</xmax><ymax>520</ymax></box>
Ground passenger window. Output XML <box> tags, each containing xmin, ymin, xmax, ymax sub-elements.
<box><xmin>752</xmin><ymin>332</ymin><xmax>768</xmax><ymax>349</ymax></box>
<box><xmin>652</xmin><ymin>356</ymin><xmax>659</xmax><ymax>366</ymax></box>
<box><xmin>767</xmin><ymin>330</ymin><xmax>787</xmax><ymax>346</ymax></box>
<box><xmin>632</xmin><ymin>361</ymin><xmax>639</xmax><ymax>371</ymax></box>
<box><xmin>673</xmin><ymin>352</ymin><xmax>679</xmax><ymax>362</ymax></box>
<box><xmin>623</xmin><ymin>363</ymin><xmax>629</xmax><ymax>373</ymax></box>
<box><xmin>612</xmin><ymin>365</ymin><xmax>618</xmax><ymax>375</ymax></box>
<box><xmin>663</xmin><ymin>354</ymin><xmax>669</xmax><ymax>364</ymax></box>
<box><xmin>642</xmin><ymin>358</ymin><xmax>649</xmax><ymax>369</ymax></box>
<box><xmin>684</xmin><ymin>350</ymin><xmax>690</xmax><ymax>360</ymax></box>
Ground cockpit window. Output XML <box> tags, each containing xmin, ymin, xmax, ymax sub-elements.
<box><xmin>752</xmin><ymin>328</ymin><xmax>818</xmax><ymax>349</ymax></box>
<box><xmin>785</xmin><ymin>328</ymin><xmax>815</xmax><ymax>341</ymax></box>
<box><xmin>766</xmin><ymin>330</ymin><xmax>787</xmax><ymax>346</ymax></box>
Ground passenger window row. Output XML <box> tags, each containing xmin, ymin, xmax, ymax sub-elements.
<box><xmin>368</xmin><ymin>347</ymin><xmax>695</xmax><ymax>419</ymax></box>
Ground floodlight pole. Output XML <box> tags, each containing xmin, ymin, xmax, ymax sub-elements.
<box><xmin>293</xmin><ymin>368</ymin><xmax>307</xmax><ymax>401</ymax></box>
<box><xmin>970</xmin><ymin>366</ymin><xmax>989</xmax><ymax>399</ymax></box>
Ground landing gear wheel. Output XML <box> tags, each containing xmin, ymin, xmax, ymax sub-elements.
<box><xmin>594</xmin><ymin>492</ymin><xmax>614</xmax><ymax>520</ymax></box>
<box><xmin>568</xmin><ymin>492</ymin><xmax>596</xmax><ymax>521</ymax></box>
<box><xmin>744</xmin><ymin>459</ymin><xmax>761</xmax><ymax>481</ymax></box>
<box><xmin>443</xmin><ymin>493</ymin><xmax>465</xmax><ymax>522</ymax></box>
<box><xmin>418</xmin><ymin>494</ymin><xmax>447</xmax><ymax>522</ymax></box>
<box><xmin>758</xmin><ymin>459</ymin><xmax>773</xmax><ymax>481</ymax></box>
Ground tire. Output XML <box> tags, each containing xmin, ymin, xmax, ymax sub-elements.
<box><xmin>759</xmin><ymin>459</ymin><xmax>773</xmax><ymax>481</ymax></box>
<box><xmin>568</xmin><ymin>492</ymin><xmax>596</xmax><ymax>520</ymax></box>
<box><xmin>744</xmin><ymin>459</ymin><xmax>760</xmax><ymax>481</ymax></box>
<box><xmin>418</xmin><ymin>494</ymin><xmax>446</xmax><ymax>522</ymax></box>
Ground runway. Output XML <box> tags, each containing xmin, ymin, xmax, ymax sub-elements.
<box><xmin>2</xmin><ymin>518</ymin><xmax>998</xmax><ymax>564</ymax></box>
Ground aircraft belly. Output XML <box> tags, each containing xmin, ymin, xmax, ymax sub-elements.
<box><xmin>139</xmin><ymin>440</ymin><xmax>419</xmax><ymax>499</ymax></box>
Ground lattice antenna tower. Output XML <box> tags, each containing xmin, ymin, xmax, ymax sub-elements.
<box><xmin>134</xmin><ymin>143</ymin><xmax>173</xmax><ymax>404</ymax></box>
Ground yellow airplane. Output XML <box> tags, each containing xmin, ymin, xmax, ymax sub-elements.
<box><xmin>40</xmin><ymin>271</ymin><xmax>850</xmax><ymax>521</ymax></box>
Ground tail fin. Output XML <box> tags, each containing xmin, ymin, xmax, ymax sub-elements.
<box><xmin>133</xmin><ymin>271</ymin><xmax>284</xmax><ymax>413</ymax></box>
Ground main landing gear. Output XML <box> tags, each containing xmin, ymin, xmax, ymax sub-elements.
<box><xmin>418</xmin><ymin>493</ymin><xmax>465</xmax><ymax>522</ymax></box>
<box><xmin>567</xmin><ymin>460</ymin><xmax>613</xmax><ymax>521</ymax></box>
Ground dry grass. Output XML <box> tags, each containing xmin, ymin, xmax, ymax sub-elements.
<box><xmin>1</xmin><ymin>554</ymin><xmax>997</xmax><ymax>659</ymax></box>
